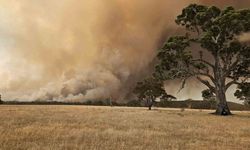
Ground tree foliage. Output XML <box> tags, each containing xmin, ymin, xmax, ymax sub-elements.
<box><xmin>235</xmin><ymin>83</ymin><xmax>250</xmax><ymax>106</ymax></box>
<box><xmin>202</xmin><ymin>89</ymin><xmax>215</xmax><ymax>100</ymax></box>
<box><xmin>134</xmin><ymin>78</ymin><xmax>166</xmax><ymax>101</ymax></box>
<box><xmin>134</xmin><ymin>77</ymin><xmax>173</xmax><ymax>110</ymax></box>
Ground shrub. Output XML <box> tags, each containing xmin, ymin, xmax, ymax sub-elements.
<box><xmin>126</xmin><ymin>100</ymin><xmax>142</xmax><ymax>107</ymax></box>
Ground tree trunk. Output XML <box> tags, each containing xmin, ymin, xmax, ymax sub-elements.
<box><xmin>213</xmin><ymin>54</ymin><xmax>232</xmax><ymax>116</ymax></box>
<box><xmin>148</xmin><ymin>101</ymin><xmax>154</xmax><ymax>110</ymax></box>
<box><xmin>215</xmin><ymin>88</ymin><xmax>232</xmax><ymax>115</ymax></box>
<box><xmin>147</xmin><ymin>99</ymin><xmax>153</xmax><ymax>110</ymax></box>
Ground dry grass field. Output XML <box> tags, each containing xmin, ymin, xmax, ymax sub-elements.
<box><xmin>0</xmin><ymin>105</ymin><xmax>250</xmax><ymax>150</ymax></box>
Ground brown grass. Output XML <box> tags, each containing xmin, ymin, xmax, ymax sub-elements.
<box><xmin>0</xmin><ymin>105</ymin><xmax>250</xmax><ymax>150</ymax></box>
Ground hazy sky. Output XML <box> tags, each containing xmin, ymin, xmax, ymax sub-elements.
<box><xmin>0</xmin><ymin>0</ymin><xmax>249</xmax><ymax>102</ymax></box>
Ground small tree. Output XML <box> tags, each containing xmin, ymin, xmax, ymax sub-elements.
<box><xmin>134</xmin><ymin>77</ymin><xmax>168</xmax><ymax>110</ymax></box>
<box><xmin>154</xmin><ymin>4</ymin><xmax>250</xmax><ymax>115</ymax></box>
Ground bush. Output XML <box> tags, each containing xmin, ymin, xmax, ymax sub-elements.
<box><xmin>244</xmin><ymin>100</ymin><xmax>250</xmax><ymax>107</ymax></box>
<box><xmin>156</xmin><ymin>100</ymin><xmax>171</xmax><ymax>107</ymax></box>
<box><xmin>85</xmin><ymin>100</ymin><xmax>93</xmax><ymax>105</ymax></box>
<box><xmin>84</xmin><ymin>100</ymin><xmax>106</xmax><ymax>106</ymax></box>
<box><xmin>126</xmin><ymin>100</ymin><xmax>142</xmax><ymax>107</ymax></box>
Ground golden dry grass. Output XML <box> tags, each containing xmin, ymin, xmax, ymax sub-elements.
<box><xmin>0</xmin><ymin>105</ymin><xmax>250</xmax><ymax>150</ymax></box>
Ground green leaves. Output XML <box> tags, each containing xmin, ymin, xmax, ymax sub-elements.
<box><xmin>235</xmin><ymin>83</ymin><xmax>250</xmax><ymax>104</ymax></box>
<box><xmin>155</xmin><ymin>36</ymin><xmax>192</xmax><ymax>80</ymax></box>
<box><xmin>161</xmin><ymin>36</ymin><xmax>190</xmax><ymax>52</ymax></box>
<box><xmin>217</xmin><ymin>8</ymin><xmax>250</xmax><ymax>38</ymax></box>
<box><xmin>176</xmin><ymin>4</ymin><xmax>250</xmax><ymax>54</ymax></box>
<box><xmin>133</xmin><ymin>77</ymin><xmax>167</xmax><ymax>102</ymax></box>
<box><xmin>202</xmin><ymin>89</ymin><xmax>215</xmax><ymax>100</ymax></box>
<box><xmin>176</xmin><ymin>4</ymin><xmax>208</xmax><ymax>30</ymax></box>
<box><xmin>176</xmin><ymin>4</ymin><xmax>222</xmax><ymax>33</ymax></box>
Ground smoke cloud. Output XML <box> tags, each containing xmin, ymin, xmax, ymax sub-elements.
<box><xmin>238</xmin><ymin>33</ymin><xmax>250</xmax><ymax>43</ymax></box>
<box><xmin>0</xmin><ymin>0</ymin><xmax>249</xmax><ymax>102</ymax></box>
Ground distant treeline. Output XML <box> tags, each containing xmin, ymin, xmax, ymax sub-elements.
<box><xmin>1</xmin><ymin>100</ymin><xmax>249</xmax><ymax>111</ymax></box>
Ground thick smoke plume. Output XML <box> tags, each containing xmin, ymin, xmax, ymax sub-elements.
<box><xmin>0</xmin><ymin>0</ymin><xmax>249</xmax><ymax>102</ymax></box>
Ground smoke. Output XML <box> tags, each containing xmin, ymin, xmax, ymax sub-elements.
<box><xmin>0</xmin><ymin>0</ymin><xmax>249</xmax><ymax>102</ymax></box>
<box><xmin>238</xmin><ymin>33</ymin><xmax>250</xmax><ymax>43</ymax></box>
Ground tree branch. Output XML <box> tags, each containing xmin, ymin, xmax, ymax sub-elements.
<box><xmin>191</xmin><ymin>67</ymin><xmax>216</xmax><ymax>85</ymax></box>
<box><xmin>212</xmin><ymin>33</ymin><xmax>221</xmax><ymax>44</ymax></box>
<box><xmin>178</xmin><ymin>78</ymin><xmax>188</xmax><ymax>93</ymax></box>
<box><xmin>224</xmin><ymin>53</ymin><xmax>241</xmax><ymax>77</ymax></box>
<box><xmin>192</xmin><ymin>59</ymin><xmax>215</xmax><ymax>69</ymax></box>
<box><xmin>196</xmin><ymin>72</ymin><xmax>216</xmax><ymax>84</ymax></box>
<box><xmin>226</xmin><ymin>80</ymin><xmax>241</xmax><ymax>91</ymax></box>
<box><xmin>196</xmin><ymin>76</ymin><xmax>216</xmax><ymax>93</ymax></box>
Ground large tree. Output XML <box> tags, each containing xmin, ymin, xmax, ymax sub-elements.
<box><xmin>154</xmin><ymin>4</ymin><xmax>250</xmax><ymax>115</ymax></box>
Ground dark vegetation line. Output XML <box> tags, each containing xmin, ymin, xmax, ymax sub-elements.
<box><xmin>0</xmin><ymin>100</ymin><xmax>249</xmax><ymax>111</ymax></box>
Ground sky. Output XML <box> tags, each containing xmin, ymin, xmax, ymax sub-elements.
<box><xmin>0</xmin><ymin>0</ymin><xmax>249</xmax><ymax>102</ymax></box>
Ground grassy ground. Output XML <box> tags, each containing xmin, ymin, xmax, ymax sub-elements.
<box><xmin>0</xmin><ymin>105</ymin><xmax>249</xmax><ymax>150</ymax></box>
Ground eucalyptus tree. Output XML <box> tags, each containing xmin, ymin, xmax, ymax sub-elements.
<box><xmin>154</xmin><ymin>4</ymin><xmax>250</xmax><ymax>115</ymax></box>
